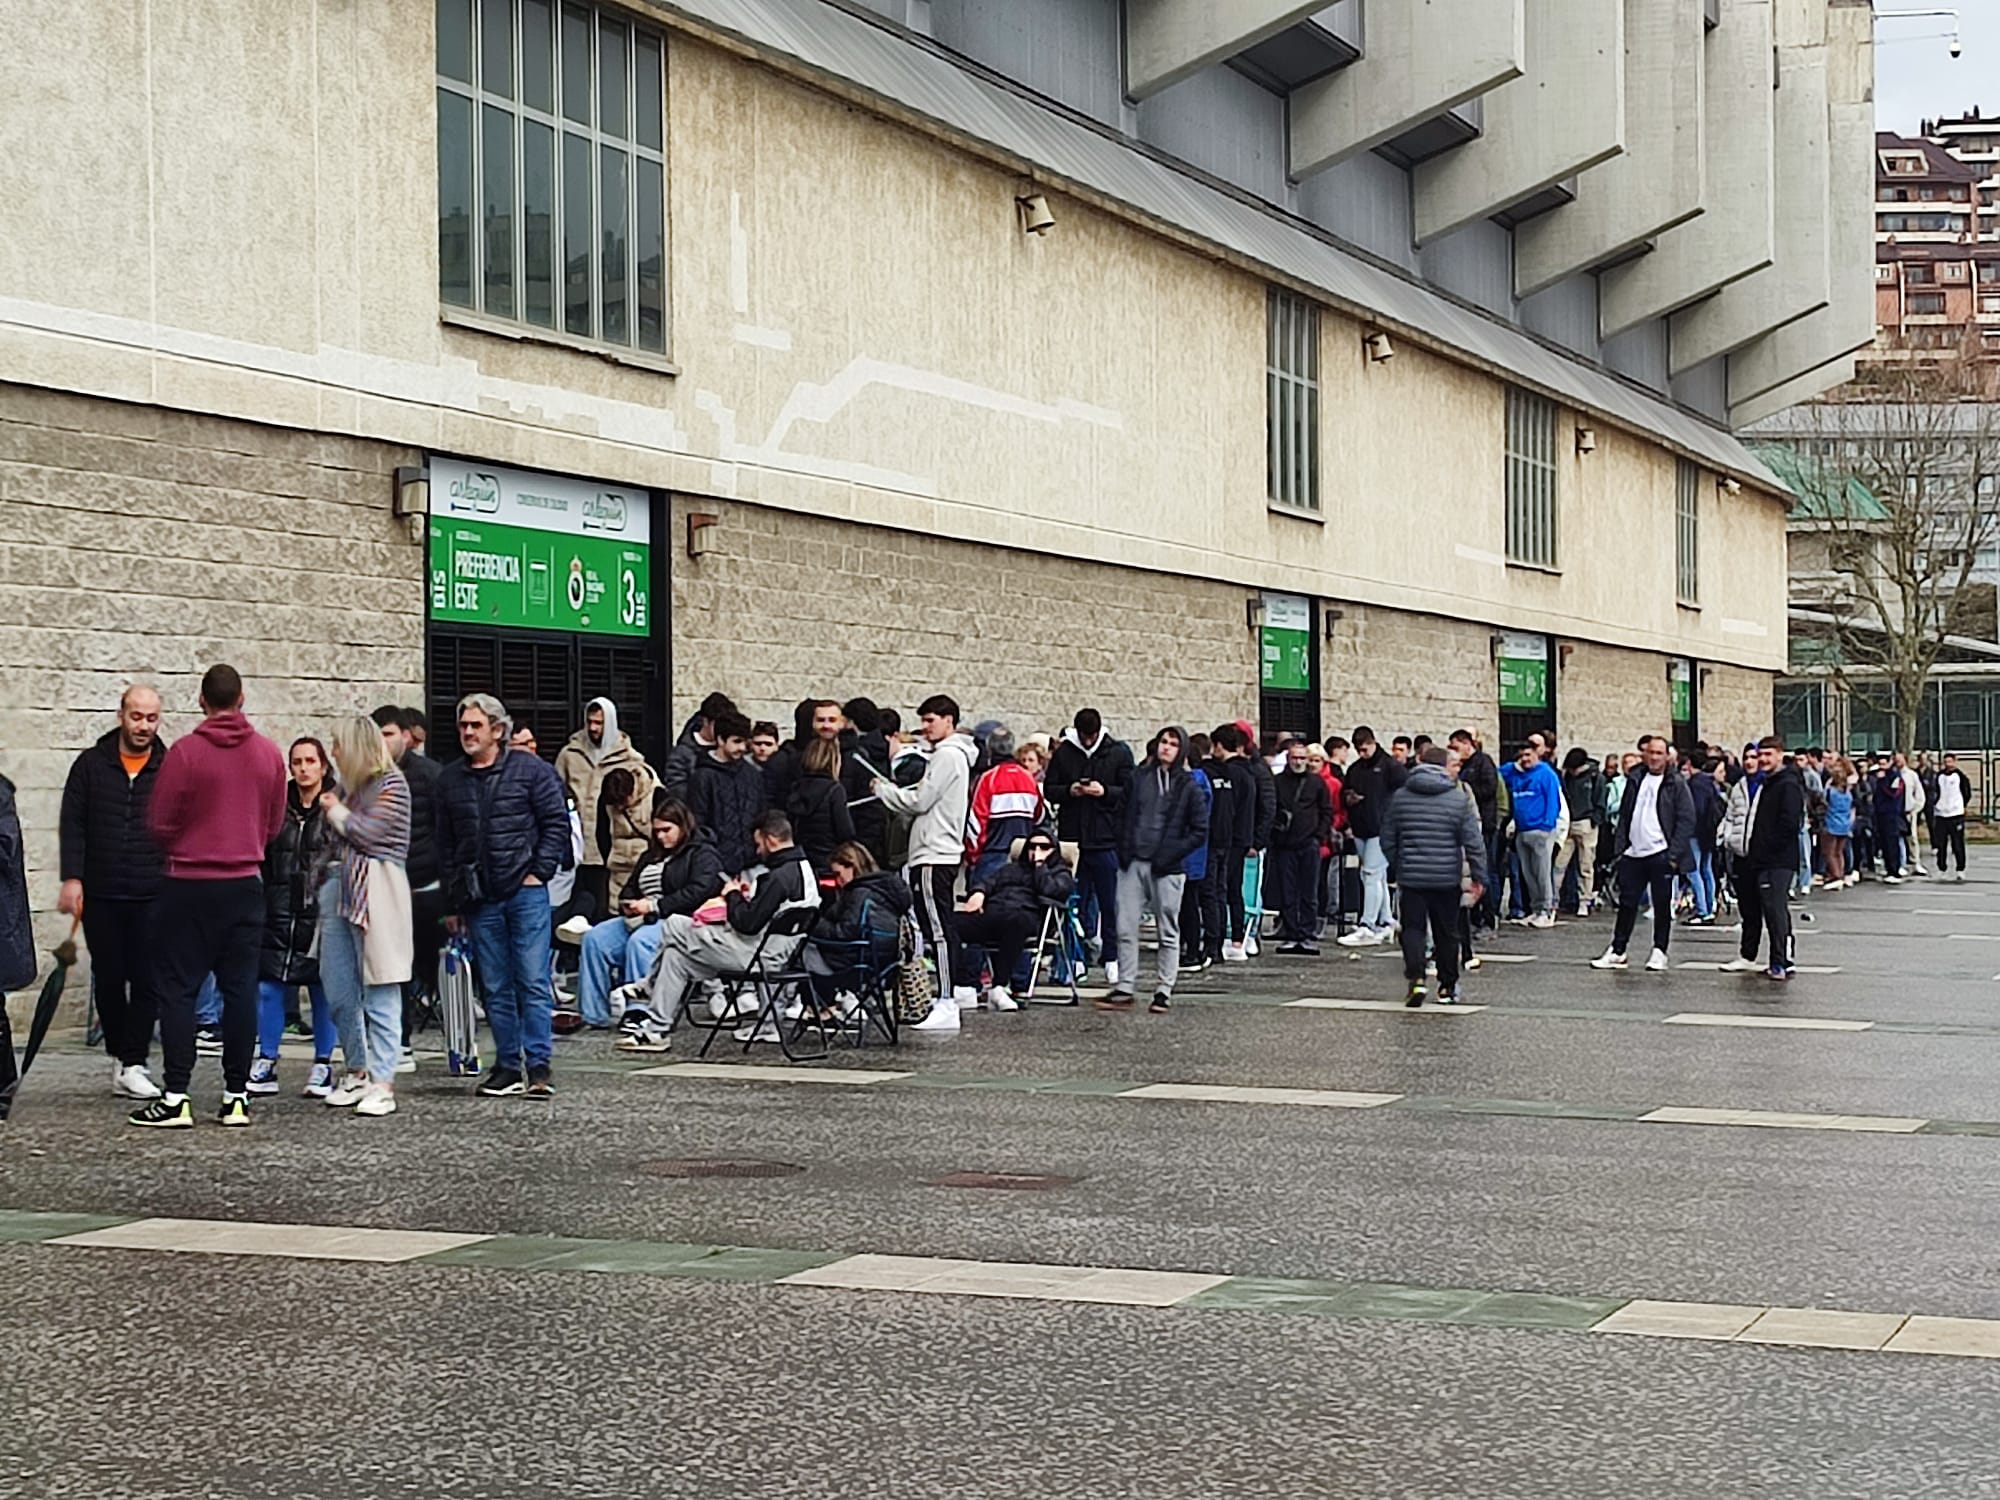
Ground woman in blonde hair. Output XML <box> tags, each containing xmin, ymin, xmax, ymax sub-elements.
<box><xmin>316</xmin><ymin>715</ymin><xmax>413</xmax><ymax>1117</ymax></box>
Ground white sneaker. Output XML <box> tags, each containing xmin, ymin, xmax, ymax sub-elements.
<box><xmin>1720</xmin><ymin>956</ymin><xmax>1764</xmax><ymax>973</ymax></box>
<box><xmin>950</xmin><ymin>985</ymin><xmax>981</xmax><ymax>1010</ymax></box>
<box><xmin>733</xmin><ymin>1019</ymin><xmax>782</xmax><ymax>1044</ymax></box>
<box><xmin>1645</xmin><ymin>948</ymin><xmax>1671</xmax><ymax>973</ymax></box>
<box><xmin>610</xmin><ymin>980</ymin><xmax>650</xmax><ymax>1015</ymax></box>
<box><xmin>303</xmin><ymin>1061</ymin><xmax>335</xmax><ymax>1098</ymax></box>
<box><xmin>112</xmin><ymin>1063</ymin><xmax>162</xmax><ymax>1101</ymax></box>
<box><xmin>912</xmin><ymin>999</ymin><xmax>961</xmax><ymax>1032</ymax></box>
<box><xmin>707</xmin><ymin>987</ymin><xmax>755</xmax><ymax>1022</ymax></box>
<box><xmin>1221</xmin><ymin>942</ymin><xmax>1249</xmax><ymax>963</ymax></box>
<box><xmin>985</xmin><ymin>986</ymin><xmax>1019</xmax><ymax>1012</ymax></box>
<box><xmin>1103</xmin><ymin>960</ymin><xmax>1120</xmax><ymax>987</ymax></box>
<box><xmin>354</xmin><ymin>1083</ymin><xmax>397</xmax><ymax>1117</ymax></box>
<box><xmin>1590</xmin><ymin>948</ymin><xmax>1627</xmax><ymax>970</ymax></box>
<box><xmin>1911</xmin><ymin>864</ymin><xmax>1929</xmax><ymax>878</ymax></box>
<box><xmin>1528</xmin><ymin>913</ymin><xmax>1557</xmax><ymax>929</ymax></box>
<box><xmin>555</xmin><ymin>915</ymin><xmax>593</xmax><ymax>945</ymax></box>
<box><xmin>395</xmin><ymin>1046</ymin><xmax>416</xmax><ymax>1076</ymax></box>
<box><xmin>1336</xmin><ymin>929</ymin><xmax>1375</xmax><ymax>948</ymax></box>
<box><xmin>324</xmin><ymin>1072</ymin><xmax>370</xmax><ymax>1108</ymax></box>
<box><xmin>1884</xmin><ymin>876</ymin><xmax>1904</xmax><ymax>885</ymax></box>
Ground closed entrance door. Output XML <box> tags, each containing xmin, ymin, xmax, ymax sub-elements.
<box><xmin>426</xmin><ymin>628</ymin><xmax>659</xmax><ymax>766</ymax></box>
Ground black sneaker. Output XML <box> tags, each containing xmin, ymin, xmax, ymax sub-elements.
<box><xmin>216</xmin><ymin>1094</ymin><xmax>250</xmax><ymax>1127</ymax></box>
<box><xmin>1149</xmin><ymin>991</ymin><xmax>1171</xmax><ymax>1014</ymax></box>
<box><xmin>476</xmin><ymin>1067</ymin><xmax>526</xmax><ymax>1097</ymax></box>
<box><xmin>524</xmin><ymin>1067</ymin><xmax>555</xmax><ymax>1100</ymax></box>
<box><xmin>194</xmin><ymin>1027</ymin><xmax>223</xmax><ymax>1056</ymax></box>
<box><xmin>1436</xmin><ymin>988</ymin><xmax>1458</xmax><ymax>1006</ymax></box>
<box><xmin>283</xmin><ymin>1018</ymin><xmax>311</xmax><ymax>1039</ymax></box>
<box><xmin>617</xmin><ymin>1008</ymin><xmax>652</xmax><ymax>1036</ymax></box>
<box><xmin>1276</xmin><ymin>942</ymin><xmax>1304</xmax><ymax>955</ymax></box>
<box><xmin>1092</xmin><ymin>993</ymin><xmax>1136</xmax><ymax>1011</ymax></box>
<box><xmin>1405</xmin><ymin>984</ymin><xmax>1426</xmax><ymax>1009</ymax></box>
<box><xmin>1296</xmin><ymin>943</ymin><xmax>1322</xmax><ymax>957</ymax></box>
<box><xmin>129</xmin><ymin>1096</ymin><xmax>194</xmax><ymax>1129</ymax></box>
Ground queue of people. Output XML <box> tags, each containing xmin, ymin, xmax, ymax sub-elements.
<box><xmin>22</xmin><ymin>662</ymin><xmax>1981</xmax><ymax>1129</ymax></box>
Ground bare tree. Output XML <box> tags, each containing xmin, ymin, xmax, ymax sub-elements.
<box><xmin>1774</xmin><ymin>352</ymin><xmax>2000</xmax><ymax>743</ymax></box>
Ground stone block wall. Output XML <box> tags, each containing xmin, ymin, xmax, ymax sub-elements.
<box><xmin>1320</xmin><ymin>603</ymin><xmax>1499</xmax><ymax>743</ymax></box>
<box><xmin>0</xmin><ymin>384</ymin><xmax>423</xmax><ymax>987</ymax></box>
<box><xmin>1557</xmin><ymin>641</ymin><xmax>1676</xmax><ymax>761</ymax></box>
<box><xmin>1699</xmin><ymin>663</ymin><xmax>1778</xmax><ymax>754</ymax></box>
<box><xmin>669</xmin><ymin>495</ymin><xmax>1258</xmax><ymax>743</ymax></box>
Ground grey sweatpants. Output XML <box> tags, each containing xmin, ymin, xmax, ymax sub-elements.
<box><xmin>1115</xmin><ymin>860</ymin><xmax>1185</xmax><ymax>998</ymax></box>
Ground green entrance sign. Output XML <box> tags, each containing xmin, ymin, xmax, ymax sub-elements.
<box><xmin>427</xmin><ymin>458</ymin><xmax>651</xmax><ymax>638</ymax></box>
<box><xmin>1497</xmin><ymin>630</ymin><xmax>1549</xmax><ymax>712</ymax></box>
<box><xmin>1670</xmin><ymin>658</ymin><xmax>1693</xmax><ymax>723</ymax></box>
<box><xmin>1259</xmin><ymin>592</ymin><xmax>1312</xmax><ymax>692</ymax></box>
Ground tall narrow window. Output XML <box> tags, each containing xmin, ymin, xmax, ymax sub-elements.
<box><xmin>1676</xmin><ymin>459</ymin><xmax>1701</xmax><ymax>606</ymax></box>
<box><xmin>1266</xmin><ymin>289</ymin><xmax>1320</xmax><ymax>512</ymax></box>
<box><xmin>437</xmin><ymin>0</ymin><xmax>669</xmax><ymax>354</ymax></box>
<box><xmin>1505</xmin><ymin>387</ymin><xmax>1557</xmax><ymax>568</ymax></box>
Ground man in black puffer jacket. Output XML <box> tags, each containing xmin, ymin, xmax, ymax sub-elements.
<box><xmin>687</xmin><ymin>711</ymin><xmax>766</xmax><ymax>877</ymax></box>
<box><xmin>1269</xmin><ymin>741</ymin><xmax>1333</xmax><ymax>955</ymax></box>
<box><xmin>957</xmin><ymin>832</ymin><xmax>1076</xmax><ymax>1010</ymax></box>
<box><xmin>58</xmin><ymin>686</ymin><xmax>169</xmax><ymax>1100</ymax></box>
<box><xmin>1381</xmin><ymin>747</ymin><xmax>1486</xmax><ymax>1006</ymax></box>
<box><xmin>1732</xmin><ymin>736</ymin><xmax>1806</xmax><ymax>981</ymax></box>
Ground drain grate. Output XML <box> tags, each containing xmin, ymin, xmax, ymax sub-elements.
<box><xmin>928</xmin><ymin>1171</ymin><xmax>1079</xmax><ymax>1192</ymax></box>
<box><xmin>641</xmin><ymin>1158</ymin><xmax>806</xmax><ymax>1179</ymax></box>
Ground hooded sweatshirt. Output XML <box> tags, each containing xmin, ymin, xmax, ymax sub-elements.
<box><xmin>877</xmin><ymin>731</ymin><xmax>977</xmax><ymax>866</ymax></box>
<box><xmin>148</xmin><ymin>710</ymin><xmax>288</xmax><ymax>880</ymax></box>
<box><xmin>555</xmin><ymin>697</ymin><xmax>655</xmax><ymax>869</ymax></box>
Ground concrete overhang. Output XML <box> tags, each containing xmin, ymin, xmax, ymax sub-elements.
<box><xmin>1125</xmin><ymin>0</ymin><xmax>1330</xmax><ymax>100</ymax></box>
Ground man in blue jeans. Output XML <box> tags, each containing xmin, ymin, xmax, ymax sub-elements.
<box><xmin>437</xmin><ymin>693</ymin><xmax>571</xmax><ymax>1100</ymax></box>
<box><xmin>1046</xmin><ymin>708</ymin><xmax>1134</xmax><ymax>986</ymax></box>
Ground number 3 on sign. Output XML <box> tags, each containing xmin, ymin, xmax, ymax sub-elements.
<box><xmin>620</xmin><ymin>568</ymin><xmax>639</xmax><ymax>627</ymax></box>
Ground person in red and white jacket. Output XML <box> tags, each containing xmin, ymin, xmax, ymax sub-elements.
<box><xmin>966</xmin><ymin>727</ymin><xmax>1047</xmax><ymax>883</ymax></box>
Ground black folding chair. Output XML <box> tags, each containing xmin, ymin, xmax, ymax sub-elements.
<box><xmin>686</xmin><ymin>905</ymin><xmax>823</xmax><ymax>1060</ymax></box>
<box><xmin>798</xmin><ymin>904</ymin><xmax>903</xmax><ymax>1055</ymax></box>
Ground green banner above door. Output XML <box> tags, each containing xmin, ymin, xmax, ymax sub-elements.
<box><xmin>1497</xmin><ymin>631</ymin><xmax>1550</xmax><ymax>712</ymax></box>
<box><xmin>1259</xmin><ymin>593</ymin><xmax>1312</xmax><ymax>692</ymax></box>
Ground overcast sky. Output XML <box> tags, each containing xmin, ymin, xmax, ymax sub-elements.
<box><xmin>1875</xmin><ymin>1</ymin><xmax>1998</xmax><ymax>134</ymax></box>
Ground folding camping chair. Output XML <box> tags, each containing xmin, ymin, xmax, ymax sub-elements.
<box><xmin>1023</xmin><ymin>893</ymin><xmax>1088</xmax><ymax>1004</ymax></box>
<box><xmin>683</xmin><ymin>906</ymin><xmax>824</xmax><ymax>1059</ymax></box>
<box><xmin>436</xmin><ymin>935</ymin><xmax>482</xmax><ymax>1077</ymax></box>
<box><xmin>786</xmin><ymin>903</ymin><xmax>902</xmax><ymax>1059</ymax></box>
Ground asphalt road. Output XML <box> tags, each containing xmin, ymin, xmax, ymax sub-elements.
<box><xmin>6</xmin><ymin>871</ymin><xmax>2000</xmax><ymax>1498</ymax></box>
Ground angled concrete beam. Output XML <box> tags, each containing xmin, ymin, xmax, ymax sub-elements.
<box><xmin>1126</xmin><ymin>0</ymin><xmax>1330</xmax><ymax>100</ymax></box>
<box><xmin>1669</xmin><ymin>0</ymin><xmax>1831</xmax><ymax>374</ymax></box>
<box><xmin>1598</xmin><ymin>0</ymin><xmax>1774</xmax><ymax>337</ymax></box>
<box><xmin>1411</xmin><ymin>0</ymin><xmax>1625</xmax><ymax>246</ymax></box>
<box><xmin>1725</xmin><ymin>1</ymin><xmax>1875</xmax><ymax>409</ymax></box>
<box><xmin>1289</xmin><ymin>0</ymin><xmax>1525</xmax><ymax>178</ymax></box>
<box><xmin>1729</xmin><ymin>354</ymin><xmax>1855</xmax><ymax>428</ymax></box>
<box><xmin>1512</xmin><ymin>0</ymin><xmax>1705</xmax><ymax>299</ymax></box>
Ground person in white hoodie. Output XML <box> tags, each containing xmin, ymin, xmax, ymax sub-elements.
<box><xmin>1896</xmin><ymin>751</ymin><xmax>1929</xmax><ymax>877</ymax></box>
<box><xmin>872</xmin><ymin>694</ymin><xmax>978</xmax><ymax>1032</ymax></box>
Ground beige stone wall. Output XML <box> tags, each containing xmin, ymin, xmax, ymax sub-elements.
<box><xmin>0</xmin><ymin>384</ymin><xmax>424</xmax><ymax>975</ymax></box>
<box><xmin>1557</xmin><ymin>642</ymin><xmax>1677</xmax><ymax>759</ymax></box>
<box><xmin>1699</xmin><ymin>663</ymin><xmax>1779</xmax><ymax>753</ymax></box>
<box><xmin>669</xmin><ymin>496</ymin><xmax>1257</xmax><ymax>741</ymax></box>
<box><xmin>1319</xmin><ymin>604</ymin><xmax>1498</xmax><ymax>743</ymax></box>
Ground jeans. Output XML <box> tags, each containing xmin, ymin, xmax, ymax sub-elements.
<box><xmin>318</xmin><ymin>878</ymin><xmax>403</xmax><ymax>1083</ymax></box>
<box><xmin>1357</xmin><ymin>836</ymin><xmax>1390</xmax><ymax>930</ymax></box>
<box><xmin>1684</xmin><ymin>846</ymin><xmax>1716</xmax><ymax>920</ymax></box>
<box><xmin>578</xmin><ymin>917</ymin><xmax>667</xmax><ymax>1026</ymax></box>
<box><xmin>1481</xmin><ymin>828</ymin><xmax>1506</xmax><ymax>927</ymax></box>
<box><xmin>81</xmin><ymin>898</ymin><xmax>159</xmax><ymax>1067</ymax></box>
<box><xmin>1611</xmin><ymin>851</ymin><xmax>1675</xmax><ymax>957</ymax></box>
<box><xmin>1271</xmin><ymin>844</ymin><xmax>1320</xmax><ymax>944</ymax></box>
<box><xmin>1115</xmin><ymin>860</ymin><xmax>1184</xmax><ymax>997</ymax></box>
<box><xmin>258</xmin><ymin>979</ymin><xmax>332</xmax><ymax>1060</ymax></box>
<box><xmin>467</xmin><ymin>882</ymin><xmax>555</xmax><ymax>1074</ymax></box>
<box><xmin>1794</xmin><ymin>826</ymin><xmax>1813</xmax><ymax>897</ymax></box>
<box><xmin>1399</xmin><ymin>887</ymin><xmax>1462</xmax><ymax>993</ymax></box>
<box><xmin>1076</xmin><ymin>848</ymin><xmax>1120</xmax><ymax>956</ymax></box>
<box><xmin>1515</xmin><ymin>828</ymin><xmax>1557</xmax><ymax>915</ymax></box>
<box><xmin>196</xmin><ymin>973</ymin><xmax>222</xmax><ymax>1027</ymax></box>
<box><xmin>154</xmin><ymin>877</ymin><xmax>263</xmax><ymax>1096</ymax></box>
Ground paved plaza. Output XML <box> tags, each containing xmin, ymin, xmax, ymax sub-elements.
<box><xmin>6</xmin><ymin>877</ymin><xmax>2000</xmax><ymax>1497</ymax></box>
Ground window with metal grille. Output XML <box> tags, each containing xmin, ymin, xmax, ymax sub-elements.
<box><xmin>1504</xmin><ymin>387</ymin><xmax>1557</xmax><ymax>568</ymax></box>
<box><xmin>1266</xmin><ymin>289</ymin><xmax>1320</xmax><ymax>512</ymax></box>
<box><xmin>1676</xmin><ymin>459</ymin><xmax>1701</xmax><ymax>606</ymax></box>
<box><xmin>437</xmin><ymin>0</ymin><xmax>668</xmax><ymax>355</ymax></box>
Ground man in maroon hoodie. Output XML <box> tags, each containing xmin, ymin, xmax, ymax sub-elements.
<box><xmin>130</xmin><ymin>664</ymin><xmax>288</xmax><ymax>1129</ymax></box>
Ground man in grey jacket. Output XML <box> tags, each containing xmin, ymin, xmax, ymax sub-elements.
<box><xmin>1381</xmin><ymin>747</ymin><xmax>1486</xmax><ymax>1007</ymax></box>
<box><xmin>873</xmin><ymin>694</ymin><xmax>977</xmax><ymax>1032</ymax></box>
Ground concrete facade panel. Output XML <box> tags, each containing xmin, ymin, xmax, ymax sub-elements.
<box><xmin>1411</xmin><ymin>0</ymin><xmax>1625</xmax><ymax>245</ymax></box>
<box><xmin>1598</xmin><ymin>0</ymin><xmax>1775</xmax><ymax>339</ymax></box>
<box><xmin>1125</xmin><ymin>0</ymin><xmax>1327</xmax><ymax>100</ymax></box>
<box><xmin>1728</xmin><ymin>355</ymin><xmax>1856</xmax><ymax>428</ymax></box>
<box><xmin>1512</xmin><ymin>0</ymin><xmax>1706</xmax><ymax>299</ymax></box>
<box><xmin>1288</xmin><ymin>0</ymin><xmax>1525</xmax><ymax>177</ymax></box>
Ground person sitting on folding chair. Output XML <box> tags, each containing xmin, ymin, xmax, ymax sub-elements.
<box><xmin>586</xmin><ymin>794</ymin><xmax>726</xmax><ymax>1032</ymax></box>
<box><xmin>802</xmin><ymin>842</ymin><xmax>911</xmax><ymax>1023</ymax></box>
<box><xmin>955</xmin><ymin>832</ymin><xmax>1075</xmax><ymax>1012</ymax></box>
<box><xmin>617</xmin><ymin>809</ymin><xmax>820</xmax><ymax>1053</ymax></box>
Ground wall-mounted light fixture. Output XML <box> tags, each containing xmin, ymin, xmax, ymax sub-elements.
<box><xmin>1322</xmin><ymin>606</ymin><xmax>1345</xmax><ymax>642</ymax></box>
<box><xmin>1575</xmin><ymin>426</ymin><xmax>1597</xmax><ymax>456</ymax></box>
<box><xmin>686</xmin><ymin>511</ymin><xmax>719</xmax><ymax>558</ymax></box>
<box><xmin>1246</xmin><ymin>596</ymin><xmax>1268</xmax><ymax>632</ymax></box>
<box><xmin>1717</xmin><ymin>475</ymin><xmax>1742</xmax><ymax>496</ymax></box>
<box><xmin>1558</xmin><ymin>642</ymin><xmax>1576</xmax><ymax>672</ymax></box>
<box><xmin>1363</xmin><ymin>330</ymin><xmax>1395</xmax><ymax>363</ymax></box>
<box><xmin>1017</xmin><ymin>193</ymin><xmax>1055</xmax><ymax>236</ymax></box>
<box><xmin>391</xmin><ymin>465</ymin><xmax>429</xmax><ymax>518</ymax></box>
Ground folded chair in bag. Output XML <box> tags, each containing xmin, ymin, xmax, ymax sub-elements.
<box><xmin>437</xmin><ymin>935</ymin><xmax>482</xmax><ymax>1077</ymax></box>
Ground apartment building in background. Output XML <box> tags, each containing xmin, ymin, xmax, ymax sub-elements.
<box><xmin>1873</xmin><ymin>128</ymin><xmax>2000</xmax><ymax>364</ymax></box>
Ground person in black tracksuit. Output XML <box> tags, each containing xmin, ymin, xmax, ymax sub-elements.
<box><xmin>1199</xmin><ymin>736</ymin><xmax>1247</xmax><ymax>963</ymax></box>
<box><xmin>1736</xmin><ymin>741</ymin><xmax>1806</xmax><ymax>979</ymax></box>
<box><xmin>1269</xmin><ymin>743</ymin><xmax>1333</xmax><ymax>953</ymax></box>
<box><xmin>687</xmin><ymin>714</ymin><xmax>768</xmax><ymax>876</ymax></box>
<box><xmin>1046</xmin><ymin>710</ymin><xmax>1134</xmax><ymax>971</ymax></box>
<box><xmin>58</xmin><ymin>692</ymin><xmax>170</xmax><ymax>1095</ymax></box>
<box><xmin>957</xmin><ymin>834</ymin><xmax>1076</xmax><ymax>1005</ymax></box>
<box><xmin>1448</xmin><ymin>731</ymin><xmax>1501</xmax><ymax>932</ymax></box>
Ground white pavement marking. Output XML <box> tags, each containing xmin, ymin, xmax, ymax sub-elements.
<box><xmin>1465</xmin><ymin>952</ymin><xmax>1539</xmax><ymax>963</ymax></box>
<box><xmin>780</xmin><ymin>1253</ymin><xmax>1227</xmax><ymax>1306</ymax></box>
<box><xmin>1663</xmin><ymin>1012</ymin><xmax>1873</xmax><ymax>1032</ymax></box>
<box><xmin>1883</xmin><ymin>1316</ymin><xmax>2000</xmax><ymax>1359</ymax></box>
<box><xmin>1947</xmin><ymin>934</ymin><xmax>2000</xmax><ymax>942</ymax></box>
<box><xmin>1677</xmin><ymin>962</ymin><xmax>1843</xmax><ymax>974</ymax></box>
<box><xmin>637</xmin><ymin>1063</ymin><xmax>912</xmax><ymax>1085</ymax></box>
<box><xmin>1914</xmin><ymin>908</ymin><xmax>2000</xmax><ymax>917</ymax></box>
<box><xmin>49</xmin><ymin>1217</ymin><xmax>489</xmax><ymax>1263</ymax></box>
<box><xmin>1117</xmin><ymin>1082</ymin><xmax>1404</xmax><ymax>1109</ymax></box>
<box><xmin>1288</xmin><ymin>998</ymin><xmax>1489</xmax><ymax>1015</ymax></box>
<box><xmin>1638</xmin><ymin>1106</ymin><xmax>1927</xmax><ymax>1134</ymax></box>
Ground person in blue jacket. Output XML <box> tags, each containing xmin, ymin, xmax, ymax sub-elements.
<box><xmin>1500</xmin><ymin>742</ymin><xmax>1564</xmax><ymax>928</ymax></box>
<box><xmin>1176</xmin><ymin>733</ymin><xmax>1217</xmax><ymax>972</ymax></box>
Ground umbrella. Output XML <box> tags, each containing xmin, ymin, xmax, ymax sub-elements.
<box><xmin>0</xmin><ymin>918</ymin><xmax>79</xmax><ymax>1125</ymax></box>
